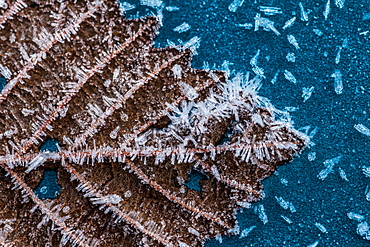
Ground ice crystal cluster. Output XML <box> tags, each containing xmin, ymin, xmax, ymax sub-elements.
<box><xmin>0</xmin><ymin>0</ymin><xmax>308</xmax><ymax>246</ymax></box>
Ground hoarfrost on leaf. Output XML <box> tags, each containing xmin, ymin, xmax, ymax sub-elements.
<box><xmin>0</xmin><ymin>1</ymin><xmax>309</xmax><ymax>245</ymax></box>
<box><xmin>119</xmin><ymin>2</ymin><xmax>135</xmax><ymax>13</ymax></box>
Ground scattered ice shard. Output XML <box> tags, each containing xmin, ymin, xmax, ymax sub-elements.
<box><xmin>237</xmin><ymin>23</ymin><xmax>253</xmax><ymax>29</ymax></box>
<box><xmin>308</xmin><ymin>126</ymin><xmax>319</xmax><ymax>139</ymax></box>
<box><xmin>299</xmin><ymin>2</ymin><xmax>309</xmax><ymax>22</ymax></box>
<box><xmin>318</xmin><ymin>155</ymin><xmax>342</xmax><ymax>180</ymax></box>
<box><xmin>188</xmin><ymin>227</ymin><xmax>200</xmax><ymax>236</ymax></box>
<box><xmin>109</xmin><ymin>126</ymin><xmax>120</xmax><ymax>139</ymax></box>
<box><xmin>335</xmin><ymin>0</ymin><xmax>345</xmax><ymax>8</ymax></box>
<box><xmin>250</xmin><ymin>49</ymin><xmax>260</xmax><ymax>67</ymax></box>
<box><xmin>287</xmin><ymin>35</ymin><xmax>300</xmax><ymax>50</ymax></box>
<box><xmin>283</xmin><ymin>17</ymin><xmax>296</xmax><ymax>30</ymax></box>
<box><xmin>271</xmin><ymin>70</ymin><xmax>279</xmax><ymax>84</ymax></box>
<box><xmin>354</xmin><ymin>124</ymin><xmax>370</xmax><ymax>137</ymax></box>
<box><xmin>323</xmin><ymin>0</ymin><xmax>331</xmax><ymax>20</ymax></box>
<box><xmin>286</xmin><ymin>52</ymin><xmax>296</xmax><ymax>62</ymax></box>
<box><xmin>140</xmin><ymin>0</ymin><xmax>163</xmax><ymax>8</ymax></box>
<box><xmin>239</xmin><ymin>226</ymin><xmax>256</xmax><ymax>238</ymax></box>
<box><xmin>275</xmin><ymin>196</ymin><xmax>296</xmax><ymax>213</ymax></box>
<box><xmin>255</xmin><ymin>205</ymin><xmax>268</xmax><ymax>224</ymax></box>
<box><xmin>302</xmin><ymin>86</ymin><xmax>315</xmax><ymax>102</ymax></box>
<box><xmin>280</xmin><ymin>178</ymin><xmax>288</xmax><ymax>186</ymax></box>
<box><xmin>166</xmin><ymin>6</ymin><xmax>180</xmax><ymax>11</ymax></box>
<box><xmin>284</xmin><ymin>70</ymin><xmax>297</xmax><ymax>84</ymax></box>
<box><xmin>313</xmin><ymin>28</ymin><xmax>324</xmax><ymax>36</ymax></box>
<box><xmin>308</xmin><ymin>241</ymin><xmax>319</xmax><ymax>247</ymax></box>
<box><xmin>308</xmin><ymin>151</ymin><xmax>316</xmax><ymax>161</ymax></box>
<box><xmin>228</xmin><ymin>0</ymin><xmax>244</xmax><ymax>12</ymax></box>
<box><xmin>281</xmin><ymin>215</ymin><xmax>293</xmax><ymax>224</ymax></box>
<box><xmin>338</xmin><ymin>167</ymin><xmax>349</xmax><ymax>181</ymax></box>
<box><xmin>173</xmin><ymin>22</ymin><xmax>190</xmax><ymax>33</ymax></box>
<box><xmin>348</xmin><ymin>212</ymin><xmax>365</xmax><ymax>222</ymax></box>
<box><xmin>254</xmin><ymin>14</ymin><xmax>281</xmax><ymax>35</ymax></box>
<box><xmin>258</xmin><ymin>6</ymin><xmax>282</xmax><ymax>15</ymax></box>
<box><xmin>335</xmin><ymin>48</ymin><xmax>342</xmax><ymax>64</ymax></box>
<box><xmin>178</xmin><ymin>36</ymin><xmax>201</xmax><ymax>54</ymax></box>
<box><xmin>357</xmin><ymin>221</ymin><xmax>370</xmax><ymax>240</ymax></box>
<box><xmin>366</xmin><ymin>186</ymin><xmax>370</xmax><ymax>201</ymax></box>
<box><xmin>342</xmin><ymin>37</ymin><xmax>349</xmax><ymax>48</ymax></box>
<box><xmin>331</xmin><ymin>69</ymin><xmax>343</xmax><ymax>94</ymax></box>
<box><xmin>362</xmin><ymin>166</ymin><xmax>370</xmax><ymax>177</ymax></box>
<box><xmin>252</xmin><ymin>66</ymin><xmax>265</xmax><ymax>78</ymax></box>
<box><xmin>315</xmin><ymin>222</ymin><xmax>328</xmax><ymax>233</ymax></box>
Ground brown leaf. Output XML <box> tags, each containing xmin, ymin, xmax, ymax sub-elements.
<box><xmin>0</xmin><ymin>1</ymin><xmax>308</xmax><ymax>246</ymax></box>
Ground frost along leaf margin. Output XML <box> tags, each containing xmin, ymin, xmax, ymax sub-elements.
<box><xmin>0</xmin><ymin>0</ymin><xmax>308</xmax><ymax>246</ymax></box>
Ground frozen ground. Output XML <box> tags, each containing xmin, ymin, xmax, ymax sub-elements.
<box><xmin>123</xmin><ymin>0</ymin><xmax>370</xmax><ymax>246</ymax></box>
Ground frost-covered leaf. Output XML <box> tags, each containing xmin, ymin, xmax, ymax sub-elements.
<box><xmin>0</xmin><ymin>0</ymin><xmax>308</xmax><ymax>246</ymax></box>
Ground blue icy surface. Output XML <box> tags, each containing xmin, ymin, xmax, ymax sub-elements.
<box><xmin>184</xmin><ymin>169</ymin><xmax>208</xmax><ymax>192</ymax></box>
<box><xmin>124</xmin><ymin>0</ymin><xmax>370</xmax><ymax>246</ymax></box>
<box><xmin>0</xmin><ymin>77</ymin><xmax>6</xmax><ymax>91</ymax></box>
<box><xmin>34</xmin><ymin>170</ymin><xmax>62</xmax><ymax>199</ymax></box>
<box><xmin>34</xmin><ymin>139</ymin><xmax>62</xmax><ymax>199</ymax></box>
<box><xmin>39</xmin><ymin>138</ymin><xmax>60</xmax><ymax>153</ymax></box>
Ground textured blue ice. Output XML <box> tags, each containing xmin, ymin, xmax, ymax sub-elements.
<box><xmin>0</xmin><ymin>77</ymin><xmax>5</xmax><ymax>91</ymax></box>
<box><xmin>34</xmin><ymin>170</ymin><xmax>62</xmax><ymax>199</ymax></box>
<box><xmin>184</xmin><ymin>169</ymin><xmax>208</xmax><ymax>192</ymax></box>
<box><xmin>34</xmin><ymin>139</ymin><xmax>62</xmax><ymax>199</ymax></box>
<box><xmin>124</xmin><ymin>0</ymin><xmax>370</xmax><ymax>246</ymax></box>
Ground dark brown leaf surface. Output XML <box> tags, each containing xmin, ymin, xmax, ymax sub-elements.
<box><xmin>0</xmin><ymin>1</ymin><xmax>308</xmax><ymax>246</ymax></box>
